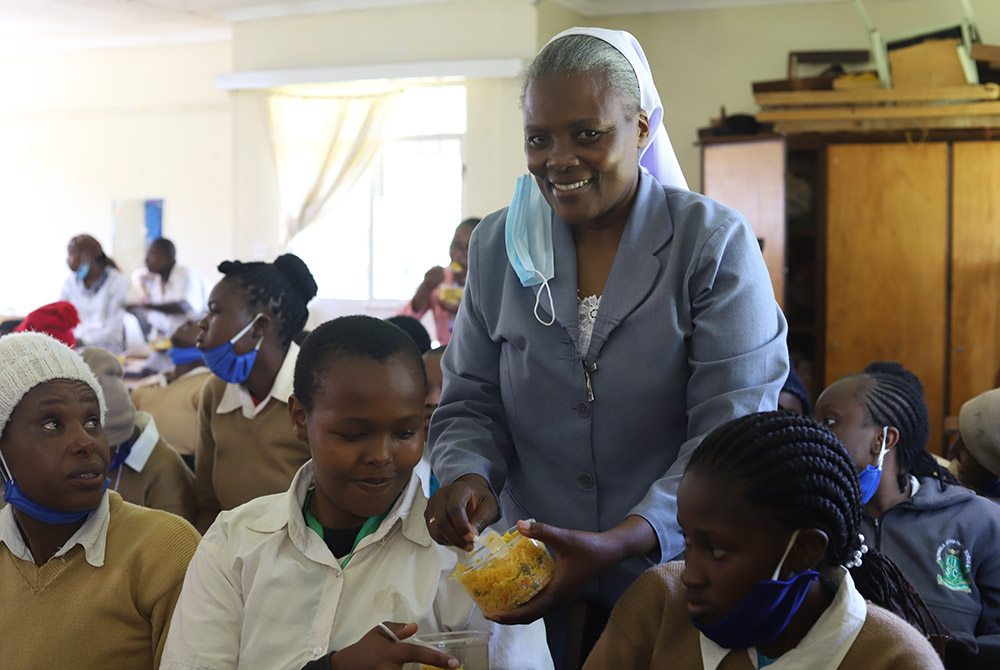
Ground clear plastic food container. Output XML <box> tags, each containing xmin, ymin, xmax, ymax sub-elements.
<box><xmin>452</xmin><ymin>524</ymin><xmax>555</xmax><ymax>614</ymax></box>
<box><xmin>409</xmin><ymin>630</ymin><xmax>491</xmax><ymax>670</ymax></box>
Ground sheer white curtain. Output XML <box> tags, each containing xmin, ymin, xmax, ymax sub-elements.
<box><xmin>266</xmin><ymin>90</ymin><xmax>401</xmax><ymax>248</ymax></box>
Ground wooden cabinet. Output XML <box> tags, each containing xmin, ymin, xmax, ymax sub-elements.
<box><xmin>702</xmin><ymin>134</ymin><xmax>1000</xmax><ymax>452</ymax></box>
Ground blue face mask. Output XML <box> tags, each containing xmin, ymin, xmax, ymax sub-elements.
<box><xmin>505</xmin><ymin>175</ymin><xmax>556</xmax><ymax>326</ymax></box>
<box><xmin>0</xmin><ymin>451</ymin><xmax>108</xmax><ymax>525</ymax></box>
<box><xmin>858</xmin><ymin>426</ymin><xmax>890</xmax><ymax>505</ymax></box>
<box><xmin>201</xmin><ymin>314</ymin><xmax>264</xmax><ymax>384</ymax></box>
<box><xmin>168</xmin><ymin>346</ymin><xmax>203</xmax><ymax>366</ymax></box>
<box><xmin>692</xmin><ymin>529</ymin><xmax>820</xmax><ymax>650</ymax></box>
<box><xmin>75</xmin><ymin>262</ymin><xmax>90</xmax><ymax>280</ymax></box>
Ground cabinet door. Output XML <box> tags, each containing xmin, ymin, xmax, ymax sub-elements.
<box><xmin>702</xmin><ymin>139</ymin><xmax>785</xmax><ymax>308</ymax></box>
<box><xmin>826</xmin><ymin>143</ymin><xmax>948</xmax><ymax>450</ymax></box>
<box><xmin>951</xmin><ymin>142</ymin><xmax>1000</xmax><ymax>416</ymax></box>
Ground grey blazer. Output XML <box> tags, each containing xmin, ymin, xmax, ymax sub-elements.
<box><xmin>429</xmin><ymin>171</ymin><xmax>789</xmax><ymax>605</ymax></box>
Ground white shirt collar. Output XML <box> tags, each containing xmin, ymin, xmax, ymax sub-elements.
<box><xmin>243</xmin><ymin>457</ymin><xmax>435</xmax><ymax>569</ymax></box>
<box><xmin>216</xmin><ymin>342</ymin><xmax>299</xmax><ymax>420</ymax></box>
<box><xmin>698</xmin><ymin>566</ymin><xmax>866</xmax><ymax>670</ymax></box>
<box><xmin>0</xmin><ymin>490</ymin><xmax>112</xmax><ymax>568</ymax></box>
<box><xmin>124</xmin><ymin>412</ymin><xmax>159</xmax><ymax>473</ymax></box>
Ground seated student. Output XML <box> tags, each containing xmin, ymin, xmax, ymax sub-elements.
<box><xmin>80</xmin><ymin>346</ymin><xmax>196</xmax><ymax>523</ymax></box>
<box><xmin>584</xmin><ymin>411</ymin><xmax>943</xmax><ymax>670</ymax></box>
<box><xmin>422</xmin><ymin>345</ymin><xmax>445</xmax><ymax>440</ymax></box>
<box><xmin>13</xmin><ymin>300</ymin><xmax>80</xmax><ymax>348</ymax></box>
<box><xmin>814</xmin><ymin>362</ymin><xmax>1000</xmax><ymax>647</ymax></box>
<box><xmin>129</xmin><ymin>237</ymin><xmax>208</xmax><ymax>338</ymax></box>
<box><xmin>398</xmin><ymin>217</ymin><xmax>480</xmax><ymax>345</ymax></box>
<box><xmin>0</xmin><ymin>332</ymin><xmax>200</xmax><ymax>669</ymax></box>
<box><xmin>59</xmin><ymin>233</ymin><xmax>129</xmax><ymax>353</ymax></box>
<box><xmin>132</xmin><ymin>319</ymin><xmax>211</xmax><ymax>470</ymax></box>
<box><xmin>951</xmin><ymin>388</ymin><xmax>1000</xmax><ymax>501</ymax></box>
<box><xmin>778</xmin><ymin>365</ymin><xmax>811</xmax><ymax>416</ymax></box>
<box><xmin>194</xmin><ymin>253</ymin><xmax>318</xmax><ymax>533</ymax></box>
<box><xmin>161</xmin><ymin>316</ymin><xmax>552</xmax><ymax>670</ymax></box>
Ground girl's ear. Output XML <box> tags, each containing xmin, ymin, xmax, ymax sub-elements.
<box><xmin>790</xmin><ymin>528</ymin><xmax>828</xmax><ymax>573</ymax></box>
<box><xmin>288</xmin><ymin>395</ymin><xmax>309</xmax><ymax>442</ymax></box>
<box><xmin>869</xmin><ymin>425</ymin><xmax>899</xmax><ymax>456</ymax></box>
<box><xmin>251</xmin><ymin>314</ymin><xmax>271</xmax><ymax>340</ymax></box>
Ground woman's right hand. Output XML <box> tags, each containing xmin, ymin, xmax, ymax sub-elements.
<box><xmin>425</xmin><ymin>474</ymin><xmax>499</xmax><ymax>552</ymax></box>
<box><xmin>329</xmin><ymin>622</ymin><xmax>457</xmax><ymax>670</ymax></box>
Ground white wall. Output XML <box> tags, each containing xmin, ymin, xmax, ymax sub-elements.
<box><xmin>229</xmin><ymin>0</ymin><xmax>538</xmax><ymax>264</ymax></box>
<box><xmin>0</xmin><ymin>41</ymin><xmax>233</xmax><ymax>316</ymax></box>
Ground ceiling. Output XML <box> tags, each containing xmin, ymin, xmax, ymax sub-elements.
<box><xmin>0</xmin><ymin>0</ymin><xmax>891</xmax><ymax>53</ymax></box>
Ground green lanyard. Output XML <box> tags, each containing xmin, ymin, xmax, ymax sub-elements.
<box><xmin>303</xmin><ymin>488</ymin><xmax>391</xmax><ymax>569</ymax></box>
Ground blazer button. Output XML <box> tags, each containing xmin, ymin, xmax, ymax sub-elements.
<box><xmin>574</xmin><ymin>401</ymin><xmax>591</xmax><ymax>417</ymax></box>
<box><xmin>578</xmin><ymin>473</ymin><xmax>595</xmax><ymax>489</ymax></box>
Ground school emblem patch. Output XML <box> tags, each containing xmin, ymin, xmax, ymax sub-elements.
<box><xmin>936</xmin><ymin>539</ymin><xmax>972</xmax><ymax>593</ymax></box>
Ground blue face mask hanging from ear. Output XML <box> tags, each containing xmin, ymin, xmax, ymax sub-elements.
<box><xmin>201</xmin><ymin>314</ymin><xmax>264</xmax><ymax>384</ymax></box>
<box><xmin>167</xmin><ymin>346</ymin><xmax>203</xmax><ymax>366</ymax></box>
<box><xmin>505</xmin><ymin>175</ymin><xmax>556</xmax><ymax>327</ymax></box>
<box><xmin>75</xmin><ymin>262</ymin><xmax>91</xmax><ymax>281</ymax></box>
<box><xmin>692</xmin><ymin>529</ymin><xmax>819</xmax><ymax>650</ymax></box>
<box><xmin>0</xmin><ymin>450</ymin><xmax>108</xmax><ymax>525</ymax></box>
<box><xmin>857</xmin><ymin>426</ymin><xmax>890</xmax><ymax>505</ymax></box>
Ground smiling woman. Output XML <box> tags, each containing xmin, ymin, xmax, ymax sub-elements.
<box><xmin>425</xmin><ymin>27</ymin><xmax>789</xmax><ymax>668</ymax></box>
<box><xmin>0</xmin><ymin>332</ymin><xmax>200</xmax><ymax>669</ymax></box>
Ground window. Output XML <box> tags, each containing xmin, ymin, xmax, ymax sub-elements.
<box><xmin>289</xmin><ymin>85</ymin><xmax>466</xmax><ymax>303</ymax></box>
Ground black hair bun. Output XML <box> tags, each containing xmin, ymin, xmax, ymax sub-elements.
<box><xmin>273</xmin><ymin>253</ymin><xmax>318</xmax><ymax>303</ymax></box>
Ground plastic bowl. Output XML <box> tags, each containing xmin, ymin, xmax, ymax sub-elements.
<box><xmin>452</xmin><ymin>525</ymin><xmax>555</xmax><ymax>614</ymax></box>
<box><xmin>410</xmin><ymin>630</ymin><xmax>491</xmax><ymax>670</ymax></box>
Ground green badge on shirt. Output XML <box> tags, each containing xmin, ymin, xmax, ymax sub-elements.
<box><xmin>936</xmin><ymin>539</ymin><xmax>972</xmax><ymax>593</ymax></box>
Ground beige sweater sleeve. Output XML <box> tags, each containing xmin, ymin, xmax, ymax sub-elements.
<box><xmin>143</xmin><ymin>439</ymin><xmax>197</xmax><ymax>524</ymax></box>
<box><xmin>194</xmin><ymin>378</ymin><xmax>222</xmax><ymax>534</ymax></box>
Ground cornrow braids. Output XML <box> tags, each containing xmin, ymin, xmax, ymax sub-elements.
<box><xmin>217</xmin><ymin>254</ymin><xmax>317</xmax><ymax>348</ymax></box>
<box><xmin>688</xmin><ymin>411</ymin><xmax>951</xmax><ymax>638</ymax></box>
<box><xmin>857</xmin><ymin>362</ymin><xmax>958</xmax><ymax>493</ymax></box>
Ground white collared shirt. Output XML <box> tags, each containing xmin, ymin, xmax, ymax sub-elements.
<box><xmin>122</xmin><ymin>411</ymin><xmax>159</xmax><ymax>473</ymax></box>
<box><xmin>130</xmin><ymin>264</ymin><xmax>208</xmax><ymax>335</ymax></box>
<box><xmin>698</xmin><ymin>566</ymin><xmax>867</xmax><ymax>670</ymax></box>
<box><xmin>0</xmin><ymin>490</ymin><xmax>112</xmax><ymax>567</ymax></box>
<box><xmin>161</xmin><ymin>459</ymin><xmax>552</xmax><ymax>670</ymax></box>
<box><xmin>215</xmin><ymin>342</ymin><xmax>298</xmax><ymax>420</ymax></box>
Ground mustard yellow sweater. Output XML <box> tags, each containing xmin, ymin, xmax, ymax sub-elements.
<box><xmin>584</xmin><ymin>562</ymin><xmax>944</xmax><ymax>670</ymax></box>
<box><xmin>1</xmin><ymin>492</ymin><xmax>200</xmax><ymax>669</ymax></box>
<box><xmin>194</xmin><ymin>375</ymin><xmax>310</xmax><ymax>533</ymax></box>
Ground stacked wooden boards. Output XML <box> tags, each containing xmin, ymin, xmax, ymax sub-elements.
<box><xmin>756</xmin><ymin>83</ymin><xmax>1000</xmax><ymax>133</ymax></box>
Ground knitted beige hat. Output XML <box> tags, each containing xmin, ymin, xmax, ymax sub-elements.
<box><xmin>959</xmin><ymin>388</ymin><xmax>1000</xmax><ymax>478</ymax></box>
<box><xmin>0</xmin><ymin>332</ymin><xmax>106</xmax><ymax>442</ymax></box>
<box><xmin>79</xmin><ymin>347</ymin><xmax>136</xmax><ymax>447</ymax></box>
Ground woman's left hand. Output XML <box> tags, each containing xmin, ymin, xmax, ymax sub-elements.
<box><xmin>488</xmin><ymin>516</ymin><xmax>657</xmax><ymax>625</ymax></box>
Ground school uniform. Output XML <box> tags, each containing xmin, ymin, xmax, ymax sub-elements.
<box><xmin>132</xmin><ymin>366</ymin><xmax>211</xmax><ymax>458</ymax></box>
<box><xmin>161</xmin><ymin>460</ymin><xmax>553</xmax><ymax>670</ymax></box>
<box><xmin>0</xmin><ymin>490</ymin><xmax>200</xmax><ymax>669</ymax></box>
<box><xmin>430</xmin><ymin>170</ymin><xmax>789</xmax><ymax>606</ymax></box>
<box><xmin>861</xmin><ymin>476</ymin><xmax>1000</xmax><ymax>644</ymax></box>
<box><xmin>583</xmin><ymin>561</ymin><xmax>943</xmax><ymax>670</ymax></box>
<box><xmin>112</xmin><ymin>411</ymin><xmax>197</xmax><ymax>523</ymax></box>
<box><xmin>194</xmin><ymin>343</ymin><xmax>310</xmax><ymax>533</ymax></box>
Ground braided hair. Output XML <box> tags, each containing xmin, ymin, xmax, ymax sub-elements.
<box><xmin>687</xmin><ymin>411</ymin><xmax>948</xmax><ymax>637</ymax></box>
<box><xmin>217</xmin><ymin>253</ymin><xmax>317</xmax><ymax>347</ymax></box>
<box><xmin>855</xmin><ymin>362</ymin><xmax>958</xmax><ymax>493</ymax></box>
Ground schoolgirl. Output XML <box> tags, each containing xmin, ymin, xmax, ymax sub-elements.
<box><xmin>584</xmin><ymin>411</ymin><xmax>943</xmax><ymax>669</ymax></box>
<box><xmin>193</xmin><ymin>253</ymin><xmax>318</xmax><ymax>532</ymax></box>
